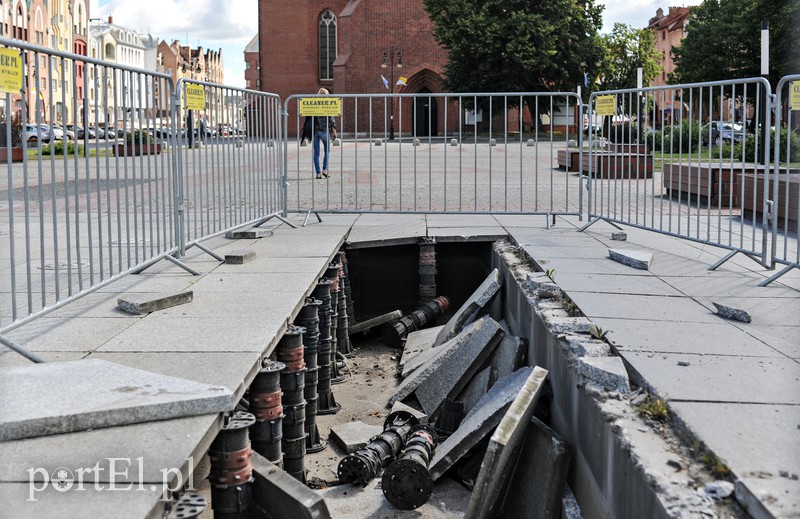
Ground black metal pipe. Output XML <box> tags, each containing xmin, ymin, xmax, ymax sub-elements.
<box><xmin>381</xmin><ymin>424</ymin><xmax>438</xmax><ymax>510</ymax></box>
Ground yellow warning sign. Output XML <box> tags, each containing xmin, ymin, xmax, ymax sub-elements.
<box><xmin>595</xmin><ymin>95</ymin><xmax>616</xmax><ymax>116</ymax></box>
<box><xmin>0</xmin><ymin>47</ymin><xmax>23</xmax><ymax>94</ymax></box>
<box><xmin>185</xmin><ymin>84</ymin><xmax>205</xmax><ymax>111</ymax></box>
<box><xmin>299</xmin><ymin>97</ymin><xmax>341</xmax><ymax>117</ymax></box>
<box><xmin>790</xmin><ymin>81</ymin><xmax>800</xmax><ymax>111</ymax></box>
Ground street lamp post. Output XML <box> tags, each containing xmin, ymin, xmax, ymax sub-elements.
<box><xmin>381</xmin><ymin>48</ymin><xmax>403</xmax><ymax>140</ymax></box>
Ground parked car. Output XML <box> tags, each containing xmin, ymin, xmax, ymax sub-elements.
<box><xmin>46</xmin><ymin>125</ymin><xmax>65</xmax><ymax>141</ymax></box>
<box><xmin>24</xmin><ymin>124</ymin><xmax>52</xmax><ymax>143</ymax></box>
<box><xmin>65</xmin><ymin>125</ymin><xmax>90</xmax><ymax>139</ymax></box>
<box><xmin>53</xmin><ymin>124</ymin><xmax>75</xmax><ymax>140</ymax></box>
<box><xmin>702</xmin><ymin>121</ymin><xmax>745</xmax><ymax>146</ymax></box>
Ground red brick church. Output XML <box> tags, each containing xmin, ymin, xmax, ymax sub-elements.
<box><xmin>257</xmin><ymin>0</ymin><xmax>449</xmax><ymax>136</ymax></box>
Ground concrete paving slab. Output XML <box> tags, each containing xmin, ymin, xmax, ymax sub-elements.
<box><xmin>698</xmin><ymin>296</ymin><xmax>800</xmax><ymax>327</ymax></box>
<box><xmin>116</xmin><ymin>291</ymin><xmax>193</xmax><ymax>315</ymax></box>
<box><xmin>426</xmin><ymin>215</ymin><xmax>502</xmax><ymax>227</ymax></box>
<box><xmin>224</xmin><ymin>249</ymin><xmax>256</xmax><ymax>264</ymax></box>
<box><xmin>399</xmin><ymin>325</ymin><xmax>443</xmax><ymax>369</ymax></box>
<box><xmin>251</xmin><ymin>452</ymin><xmax>331</xmax><ymax>519</ymax></box>
<box><xmin>456</xmin><ymin>366</ymin><xmax>491</xmax><ymax>414</ymax></box>
<box><xmin>329</xmin><ymin>421</ymin><xmax>382</xmax><ymax>454</ymax></box>
<box><xmin>226</xmin><ymin>228</ymin><xmax>274</xmax><ymax>239</ymax></box>
<box><xmin>96</xmin><ymin>315</ymin><xmax>285</xmax><ymax>353</ymax></box>
<box><xmin>0</xmin><ymin>413</ymin><xmax>219</xmax><ymax>483</ymax></box>
<box><xmin>0</xmin><ymin>350</ymin><xmax>86</xmax><ymax>368</ymax></box>
<box><xmin>0</xmin><ymin>359</ymin><xmax>233</xmax><ymax>441</ymax></box>
<box><xmin>567</xmin><ymin>292</ymin><xmax>721</xmax><ymax>323</ymax></box>
<box><xmin>0</xmin><ymin>482</ymin><xmax>164</xmax><ymax>519</ymax></box>
<box><xmin>5</xmin><ymin>316</ymin><xmax>137</xmax><ymax>353</ymax></box>
<box><xmin>554</xmin><ymin>272</ymin><xmax>683</xmax><ymax>296</ymax></box>
<box><xmin>428</xmin><ymin>227</ymin><xmax>508</xmax><ymax>242</ymax></box>
<box><xmin>598</xmin><ymin>318</ymin><xmax>784</xmax><ymax>357</ymax></box>
<box><xmin>429</xmin><ymin>367</ymin><xmax>533</xmax><ymax>481</ymax></box>
<box><xmin>576</xmin><ymin>356</ymin><xmax>630</xmax><ymax>393</ymax></box>
<box><xmin>213</xmin><ymin>256</ymin><xmax>326</xmax><ymax>274</ymax></box>
<box><xmin>352</xmin><ymin>214</ymin><xmax>427</xmax><ymax>226</ymax></box>
<box><xmin>434</xmin><ymin>268</ymin><xmax>502</xmax><ymax>346</ymax></box>
<box><xmin>499</xmin><ymin>418</ymin><xmax>573</xmax><ymax>519</ymax></box>
<box><xmin>736</xmin><ymin>476</ymin><xmax>800</xmax><ymax>519</ymax></box>
<box><xmin>156</xmin><ymin>288</ymin><xmax>300</xmax><ymax>319</ymax></box>
<box><xmin>625</xmin><ymin>352</ymin><xmax>800</xmax><ymax>404</ymax></box>
<box><xmin>523</xmin><ymin>255</ymin><xmax>653</xmax><ymax>276</ymax></box>
<box><xmin>466</xmin><ymin>366</ymin><xmax>548</xmax><ymax>518</ymax></box>
<box><xmin>736</xmin><ymin>325</ymin><xmax>800</xmax><ymax>359</ymax></box>
<box><xmin>390</xmin><ymin>401</ymin><xmax>428</xmax><ymax>424</ymax></box>
<box><xmin>415</xmin><ymin>317</ymin><xmax>504</xmax><ymax>416</ymax></box>
<box><xmin>608</xmin><ymin>249</ymin><xmax>653</xmax><ymax>270</ymax></box>
<box><xmin>402</xmin><ymin>335</ymin><xmax>450</xmax><ymax>377</ymax></box>
<box><xmin>189</xmin><ymin>272</ymin><xmax>319</xmax><ymax>294</ymax></box>
<box><xmin>86</xmin><ymin>351</ymin><xmax>263</xmax><ymax>395</ymax></box>
<box><xmin>670</xmin><ymin>401</ymin><xmax>800</xmax><ymax>519</ymax></box>
<box><xmin>389</xmin><ymin>317</ymin><xmax>502</xmax><ymax>408</ymax></box>
<box><xmin>346</xmin><ymin>221</ymin><xmax>426</xmax><ymax>248</ymax></box>
<box><xmin>251</xmin><ymin>234</ymin><xmax>346</xmax><ymax>258</ymax></box>
<box><xmin>317</xmin><ymin>473</ymin><xmax>471</xmax><ymax>518</ymax></box>
<box><xmin>658</xmin><ymin>275</ymin><xmax>800</xmax><ymax>298</ymax></box>
<box><xmin>487</xmin><ymin>334</ymin><xmax>526</xmax><ymax>386</ymax></box>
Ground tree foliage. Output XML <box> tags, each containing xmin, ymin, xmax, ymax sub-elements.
<box><xmin>422</xmin><ymin>0</ymin><xmax>605</xmax><ymax>96</ymax></box>
<box><xmin>598</xmin><ymin>23</ymin><xmax>663</xmax><ymax>92</ymax></box>
<box><xmin>671</xmin><ymin>0</ymin><xmax>800</xmax><ymax>85</ymax></box>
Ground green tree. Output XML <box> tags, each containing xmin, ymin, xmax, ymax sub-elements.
<box><xmin>422</xmin><ymin>0</ymin><xmax>605</xmax><ymax>96</ymax></box>
<box><xmin>599</xmin><ymin>23</ymin><xmax>663</xmax><ymax>92</ymax></box>
<box><xmin>671</xmin><ymin>0</ymin><xmax>800</xmax><ymax>85</ymax></box>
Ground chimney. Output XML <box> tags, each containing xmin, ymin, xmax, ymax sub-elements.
<box><xmin>108</xmin><ymin>16</ymin><xmax>113</xmax><ymax>24</ymax></box>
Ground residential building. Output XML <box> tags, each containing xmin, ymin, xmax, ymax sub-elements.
<box><xmin>244</xmin><ymin>34</ymin><xmax>259</xmax><ymax>90</ymax></box>
<box><xmin>647</xmin><ymin>7</ymin><xmax>690</xmax><ymax>88</ymax></box>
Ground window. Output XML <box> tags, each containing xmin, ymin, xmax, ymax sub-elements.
<box><xmin>318</xmin><ymin>10</ymin><xmax>336</xmax><ymax>81</ymax></box>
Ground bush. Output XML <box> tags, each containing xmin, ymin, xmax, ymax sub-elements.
<box><xmin>604</xmin><ymin>121</ymin><xmax>642</xmax><ymax>144</ymax></box>
<box><xmin>649</xmin><ymin>118</ymin><xmax>703</xmax><ymax>153</ymax></box>
<box><xmin>721</xmin><ymin>127</ymin><xmax>800</xmax><ymax>163</ymax></box>
<box><xmin>0</xmin><ymin>112</ymin><xmax>23</xmax><ymax>147</ymax></box>
<box><xmin>125</xmin><ymin>129</ymin><xmax>152</xmax><ymax>144</ymax></box>
<box><xmin>41</xmin><ymin>141</ymin><xmax>84</xmax><ymax>156</ymax></box>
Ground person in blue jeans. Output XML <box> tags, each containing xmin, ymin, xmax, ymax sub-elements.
<box><xmin>312</xmin><ymin>88</ymin><xmax>337</xmax><ymax>179</ymax></box>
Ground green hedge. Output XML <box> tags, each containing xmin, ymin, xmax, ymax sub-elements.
<box><xmin>41</xmin><ymin>141</ymin><xmax>84</xmax><ymax>156</ymax></box>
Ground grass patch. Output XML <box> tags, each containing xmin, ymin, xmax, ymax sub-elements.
<box><xmin>638</xmin><ymin>395</ymin><xmax>669</xmax><ymax>421</ymax></box>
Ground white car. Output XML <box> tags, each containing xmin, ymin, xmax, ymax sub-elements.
<box><xmin>24</xmin><ymin>124</ymin><xmax>52</xmax><ymax>143</ymax></box>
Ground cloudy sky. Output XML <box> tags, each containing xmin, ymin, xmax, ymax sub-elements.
<box><xmin>90</xmin><ymin>0</ymin><xmax>704</xmax><ymax>89</ymax></box>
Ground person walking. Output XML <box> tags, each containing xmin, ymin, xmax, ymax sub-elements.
<box><xmin>312</xmin><ymin>88</ymin><xmax>337</xmax><ymax>179</ymax></box>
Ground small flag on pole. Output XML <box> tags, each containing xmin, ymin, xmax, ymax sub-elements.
<box><xmin>396</xmin><ymin>76</ymin><xmax>408</xmax><ymax>86</ymax></box>
<box><xmin>595</xmin><ymin>75</ymin><xmax>602</xmax><ymax>85</ymax></box>
<box><xmin>381</xmin><ymin>75</ymin><xmax>390</xmax><ymax>90</ymax></box>
<box><xmin>583</xmin><ymin>72</ymin><xmax>589</xmax><ymax>87</ymax></box>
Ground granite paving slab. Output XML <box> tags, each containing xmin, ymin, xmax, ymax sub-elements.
<box><xmin>116</xmin><ymin>291</ymin><xmax>194</xmax><ymax>315</ymax></box>
<box><xmin>399</xmin><ymin>325</ymin><xmax>443</xmax><ymax>369</ymax></box>
<box><xmin>0</xmin><ymin>359</ymin><xmax>233</xmax><ymax>441</ymax></box>
<box><xmin>415</xmin><ymin>317</ymin><xmax>504</xmax><ymax>416</ymax></box>
<box><xmin>522</xmin><ymin>255</ymin><xmax>652</xmax><ymax>276</ymax></box>
<box><xmin>465</xmin><ymin>366</ymin><xmax>548</xmax><ymax>518</ymax></box>
<box><xmin>425</xmin><ymin>214</ymin><xmax>501</xmax><ymax>227</ymax></box>
<box><xmin>567</xmin><ymin>292</ymin><xmax>721</xmax><ymax>323</ymax></box>
<box><xmin>251</xmin><ymin>452</ymin><xmax>331</xmax><ymax>518</ymax></box>
<box><xmin>4</xmin><ymin>316</ymin><xmax>138</xmax><ymax>353</ymax></box>
<box><xmin>157</xmin><ymin>289</ymin><xmax>301</xmax><ymax>319</ymax></box>
<box><xmin>96</xmin><ymin>314</ymin><xmax>285</xmax><ymax>353</ymax></box>
<box><xmin>329</xmin><ymin>421</ymin><xmax>382</xmax><ymax>454</ymax></box>
<box><xmin>434</xmin><ymin>268</ymin><xmax>502</xmax><ymax>346</ymax></box>
<box><xmin>608</xmin><ymin>249</ymin><xmax>653</xmax><ymax>270</ymax></box>
<box><xmin>486</xmin><ymin>334</ymin><xmax>526</xmax><ymax>387</ymax></box>
<box><xmin>698</xmin><ymin>297</ymin><xmax>800</xmax><ymax>327</ymax></box>
<box><xmin>213</xmin><ymin>256</ymin><xmax>327</xmax><ymax>274</ymax></box>
<box><xmin>598</xmin><ymin>318</ymin><xmax>785</xmax><ymax>357</ymax></box>
<box><xmin>0</xmin><ymin>350</ymin><xmax>86</xmax><ymax>368</ymax></box>
<box><xmin>427</xmin><ymin>226</ymin><xmax>508</xmax><ymax>242</ymax></box>
<box><xmin>658</xmin><ymin>275</ymin><xmax>800</xmax><ymax>298</ymax></box>
<box><xmin>0</xmin><ymin>414</ymin><xmax>219</xmax><ymax>483</ymax></box>
<box><xmin>554</xmin><ymin>272</ymin><xmax>683</xmax><ymax>296</ymax></box>
<box><xmin>624</xmin><ymin>352</ymin><xmax>800</xmax><ymax>404</ymax></box>
<box><xmin>735</xmin><ymin>325</ymin><xmax>800</xmax><ymax>359</ymax></box>
<box><xmin>189</xmin><ymin>272</ymin><xmax>320</xmax><ymax>294</ymax></box>
<box><xmin>346</xmin><ymin>221</ymin><xmax>426</xmax><ymax>248</ymax></box>
<box><xmin>455</xmin><ymin>366</ymin><xmax>491</xmax><ymax>414</ymax></box>
<box><xmin>429</xmin><ymin>367</ymin><xmax>533</xmax><ymax>481</ymax></box>
<box><xmin>670</xmin><ymin>402</ymin><xmax>800</xmax><ymax>518</ymax></box>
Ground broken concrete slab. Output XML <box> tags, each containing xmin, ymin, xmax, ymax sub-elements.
<box><xmin>402</xmin><ymin>335</ymin><xmax>450</xmax><ymax>377</ymax></box>
<box><xmin>250</xmin><ymin>451</ymin><xmax>331</xmax><ymax>519</ymax></box>
<box><xmin>389</xmin><ymin>317</ymin><xmax>502</xmax><ymax>408</ymax></box>
<box><xmin>400</xmin><ymin>325</ymin><xmax>443</xmax><ymax>369</ymax></box>
<box><xmin>465</xmin><ymin>366</ymin><xmax>548</xmax><ymax>518</ymax></box>
<box><xmin>429</xmin><ymin>367</ymin><xmax>533</xmax><ymax>481</ymax></box>
<box><xmin>434</xmin><ymin>268</ymin><xmax>502</xmax><ymax>346</ymax></box>
<box><xmin>0</xmin><ymin>359</ymin><xmax>233</xmax><ymax>441</ymax></box>
<box><xmin>608</xmin><ymin>249</ymin><xmax>653</xmax><ymax>270</ymax></box>
<box><xmin>456</xmin><ymin>366</ymin><xmax>491</xmax><ymax>414</ymax></box>
<box><xmin>225</xmin><ymin>249</ymin><xmax>256</xmax><ymax>264</ymax></box>
<box><xmin>487</xmin><ymin>335</ymin><xmax>526</xmax><ymax>387</ymax></box>
<box><xmin>498</xmin><ymin>418</ymin><xmax>573</xmax><ymax>519</ymax></box>
<box><xmin>576</xmin><ymin>356</ymin><xmax>630</xmax><ymax>394</ymax></box>
<box><xmin>414</xmin><ymin>318</ymin><xmax>505</xmax><ymax>416</ymax></box>
<box><xmin>226</xmin><ymin>228</ymin><xmax>275</xmax><ymax>239</ymax></box>
<box><xmin>712</xmin><ymin>302</ymin><xmax>752</xmax><ymax>323</ymax></box>
<box><xmin>390</xmin><ymin>401</ymin><xmax>428</xmax><ymax>424</ymax></box>
<box><xmin>611</xmin><ymin>232</ymin><xmax>628</xmax><ymax>241</ymax></box>
<box><xmin>525</xmin><ymin>273</ymin><xmax>561</xmax><ymax>299</ymax></box>
<box><xmin>329</xmin><ymin>421</ymin><xmax>382</xmax><ymax>454</ymax></box>
<box><xmin>116</xmin><ymin>291</ymin><xmax>193</xmax><ymax>315</ymax></box>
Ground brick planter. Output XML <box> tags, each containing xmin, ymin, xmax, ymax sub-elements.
<box><xmin>557</xmin><ymin>149</ymin><xmax>581</xmax><ymax>172</ymax></box>
<box><xmin>741</xmin><ymin>172</ymin><xmax>799</xmax><ymax>230</ymax></box>
<box><xmin>581</xmin><ymin>152</ymin><xmax>653</xmax><ymax>178</ymax></box>
<box><xmin>0</xmin><ymin>147</ymin><xmax>24</xmax><ymax>163</ymax></box>
<box><xmin>662</xmin><ymin>163</ymin><xmax>759</xmax><ymax>207</ymax></box>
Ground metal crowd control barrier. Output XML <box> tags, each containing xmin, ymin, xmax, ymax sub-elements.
<box><xmin>174</xmin><ymin>79</ymin><xmax>284</xmax><ymax>259</ymax></box>
<box><xmin>0</xmin><ymin>38</ymin><xmax>178</xmax><ymax>360</ymax></box>
<box><xmin>283</xmin><ymin>92</ymin><xmax>584</xmax><ymax>217</ymax></box>
<box><xmin>583</xmin><ymin>78</ymin><xmax>773</xmax><ymax>272</ymax></box>
<box><xmin>764</xmin><ymin>75</ymin><xmax>800</xmax><ymax>285</ymax></box>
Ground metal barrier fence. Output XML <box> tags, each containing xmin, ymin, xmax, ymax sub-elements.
<box><xmin>765</xmin><ymin>75</ymin><xmax>800</xmax><ymax>285</ymax></box>
<box><xmin>0</xmin><ymin>38</ymin><xmax>179</xmax><ymax>355</ymax></box>
<box><xmin>174</xmin><ymin>79</ymin><xmax>283</xmax><ymax>256</ymax></box>
<box><xmin>0</xmin><ymin>40</ymin><xmax>284</xmax><ymax>358</ymax></box>
<box><xmin>283</xmin><ymin>92</ymin><xmax>585</xmax><ymax>215</ymax></box>
<box><xmin>584</xmin><ymin>78</ymin><xmax>774</xmax><ymax>271</ymax></box>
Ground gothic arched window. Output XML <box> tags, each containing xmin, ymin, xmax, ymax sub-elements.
<box><xmin>318</xmin><ymin>10</ymin><xmax>336</xmax><ymax>81</ymax></box>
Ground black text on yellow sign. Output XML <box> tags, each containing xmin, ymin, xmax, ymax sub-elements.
<box><xmin>595</xmin><ymin>95</ymin><xmax>616</xmax><ymax>116</ymax></box>
<box><xmin>791</xmin><ymin>82</ymin><xmax>800</xmax><ymax>111</ymax></box>
<box><xmin>0</xmin><ymin>48</ymin><xmax>23</xmax><ymax>94</ymax></box>
<box><xmin>185</xmin><ymin>84</ymin><xmax>206</xmax><ymax>111</ymax></box>
<box><xmin>299</xmin><ymin>97</ymin><xmax>342</xmax><ymax>117</ymax></box>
